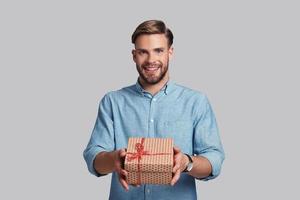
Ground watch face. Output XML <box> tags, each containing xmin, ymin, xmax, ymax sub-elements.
<box><xmin>187</xmin><ymin>162</ymin><xmax>193</xmax><ymax>172</ymax></box>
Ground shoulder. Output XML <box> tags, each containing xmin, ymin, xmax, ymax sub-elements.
<box><xmin>173</xmin><ymin>82</ymin><xmax>208</xmax><ymax>104</ymax></box>
<box><xmin>101</xmin><ymin>84</ymin><xmax>138</xmax><ymax>102</ymax></box>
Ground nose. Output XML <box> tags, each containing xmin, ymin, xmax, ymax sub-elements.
<box><xmin>147</xmin><ymin>52</ymin><xmax>156</xmax><ymax>63</ymax></box>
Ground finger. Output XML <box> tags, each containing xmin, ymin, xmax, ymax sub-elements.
<box><xmin>172</xmin><ymin>154</ymin><xmax>182</xmax><ymax>173</ymax></box>
<box><xmin>114</xmin><ymin>158</ymin><xmax>122</xmax><ymax>173</ymax></box>
<box><xmin>173</xmin><ymin>146</ymin><xmax>181</xmax><ymax>154</ymax></box>
<box><xmin>118</xmin><ymin>173</ymin><xmax>129</xmax><ymax>191</ymax></box>
<box><xmin>171</xmin><ymin>169</ymin><xmax>181</xmax><ymax>186</ymax></box>
<box><xmin>173</xmin><ymin>162</ymin><xmax>181</xmax><ymax>173</ymax></box>
<box><xmin>118</xmin><ymin>149</ymin><xmax>127</xmax><ymax>169</ymax></box>
<box><xmin>120</xmin><ymin>169</ymin><xmax>128</xmax><ymax>177</ymax></box>
<box><xmin>119</xmin><ymin>148</ymin><xmax>127</xmax><ymax>157</ymax></box>
<box><xmin>173</xmin><ymin>161</ymin><xmax>181</xmax><ymax>173</ymax></box>
<box><xmin>119</xmin><ymin>177</ymin><xmax>129</xmax><ymax>191</ymax></box>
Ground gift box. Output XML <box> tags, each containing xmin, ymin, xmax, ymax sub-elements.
<box><xmin>124</xmin><ymin>137</ymin><xmax>174</xmax><ymax>185</ymax></box>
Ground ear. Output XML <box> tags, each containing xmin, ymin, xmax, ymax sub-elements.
<box><xmin>168</xmin><ymin>46</ymin><xmax>174</xmax><ymax>60</ymax></box>
<box><xmin>132</xmin><ymin>49</ymin><xmax>137</xmax><ymax>62</ymax></box>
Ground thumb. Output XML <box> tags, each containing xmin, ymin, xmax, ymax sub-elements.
<box><xmin>119</xmin><ymin>148</ymin><xmax>127</xmax><ymax>158</ymax></box>
<box><xmin>173</xmin><ymin>146</ymin><xmax>181</xmax><ymax>154</ymax></box>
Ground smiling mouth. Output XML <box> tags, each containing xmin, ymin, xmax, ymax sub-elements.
<box><xmin>144</xmin><ymin>65</ymin><xmax>160</xmax><ymax>72</ymax></box>
<box><xmin>145</xmin><ymin>67</ymin><xmax>158</xmax><ymax>72</ymax></box>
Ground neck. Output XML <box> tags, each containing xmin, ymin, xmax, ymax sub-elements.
<box><xmin>139</xmin><ymin>75</ymin><xmax>169</xmax><ymax>96</ymax></box>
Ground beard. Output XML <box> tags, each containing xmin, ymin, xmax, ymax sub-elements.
<box><xmin>136</xmin><ymin>60</ymin><xmax>169</xmax><ymax>85</ymax></box>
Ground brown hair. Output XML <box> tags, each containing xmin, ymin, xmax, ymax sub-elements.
<box><xmin>131</xmin><ymin>20</ymin><xmax>174</xmax><ymax>47</ymax></box>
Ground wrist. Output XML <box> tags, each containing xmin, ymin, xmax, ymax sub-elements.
<box><xmin>183</xmin><ymin>153</ymin><xmax>193</xmax><ymax>173</ymax></box>
<box><xmin>183</xmin><ymin>154</ymin><xmax>189</xmax><ymax>169</ymax></box>
<box><xmin>112</xmin><ymin>150</ymin><xmax>120</xmax><ymax>172</ymax></box>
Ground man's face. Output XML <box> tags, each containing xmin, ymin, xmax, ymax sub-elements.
<box><xmin>132</xmin><ymin>34</ymin><xmax>173</xmax><ymax>85</ymax></box>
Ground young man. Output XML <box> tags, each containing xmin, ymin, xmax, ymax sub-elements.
<box><xmin>83</xmin><ymin>20</ymin><xmax>225</xmax><ymax>200</ymax></box>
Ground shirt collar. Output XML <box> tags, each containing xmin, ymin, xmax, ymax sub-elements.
<box><xmin>135</xmin><ymin>79</ymin><xmax>174</xmax><ymax>96</ymax></box>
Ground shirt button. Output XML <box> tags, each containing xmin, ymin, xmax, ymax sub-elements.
<box><xmin>147</xmin><ymin>189</ymin><xmax>150</xmax><ymax>193</ymax></box>
<box><xmin>153</xmin><ymin>98</ymin><xmax>156</xmax><ymax>101</ymax></box>
<box><xmin>150</xmin><ymin>119</ymin><xmax>154</xmax><ymax>123</ymax></box>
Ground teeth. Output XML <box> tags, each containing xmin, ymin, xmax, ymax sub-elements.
<box><xmin>146</xmin><ymin>68</ymin><xmax>157</xmax><ymax>71</ymax></box>
<box><xmin>145</xmin><ymin>67</ymin><xmax>158</xmax><ymax>71</ymax></box>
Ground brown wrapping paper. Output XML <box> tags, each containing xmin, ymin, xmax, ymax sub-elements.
<box><xmin>124</xmin><ymin>137</ymin><xmax>174</xmax><ymax>185</ymax></box>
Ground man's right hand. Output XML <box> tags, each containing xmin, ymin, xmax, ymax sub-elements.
<box><xmin>113</xmin><ymin>148</ymin><xmax>129</xmax><ymax>191</ymax></box>
<box><xmin>94</xmin><ymin>148</ymin><xmax>141</xmax><ymax>191</ymax></box>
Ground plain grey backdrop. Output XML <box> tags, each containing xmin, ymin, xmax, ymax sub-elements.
<box><xmin>1</xmin><ymin>0</ymin><xmax>299</xmax><ymax>199</ymax></box>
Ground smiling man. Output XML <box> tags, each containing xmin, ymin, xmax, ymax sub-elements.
<box><xmin>134</xmin><ymin>33</ymin><xmax>171</xmax><ymax>86</ymax></box>
<box><xmin>83</xmin><ymin>20</ymin><xmax>225</xmax><ymax>200</ymax></box>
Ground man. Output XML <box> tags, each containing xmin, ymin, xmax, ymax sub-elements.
<box><xmin>83</xmin><ymin>20</ymin><xmax>225</xmax><ymax>200</ymax></box>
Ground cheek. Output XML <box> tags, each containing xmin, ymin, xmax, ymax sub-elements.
<box><xmin>160</xmin><ymin>55</ymin><xmax>169</xmax><ymax>64</ymax></box>
<box><xmin>135</xmin><ymin>57</ymin><xmax>146</xmax><ymax>65</ymax></box>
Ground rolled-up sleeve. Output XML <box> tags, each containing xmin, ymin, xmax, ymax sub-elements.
<box><xmin>83</xmin><ymin>93</ymin><xmax>115</xmax><ymax>177</ymax></box>
<box><xmin>193</xmin><ymin>95</ymin><xmax>225</xmax><ymax>181</ymax></box>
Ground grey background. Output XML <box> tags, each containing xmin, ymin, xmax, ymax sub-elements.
<box><xmin>1</xmin><ymin>0</ymin><xmax>299</xmax><ymax>199</ymax></box>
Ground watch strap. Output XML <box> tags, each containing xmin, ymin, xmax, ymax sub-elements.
<box><xmin>183</xmin><ymin>153</ymin><xmax>193</xmax><ymax>172</ymax></box>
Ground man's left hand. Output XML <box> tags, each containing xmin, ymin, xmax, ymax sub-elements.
<box><xmin>171</xmin><ymin>146</ymin><xmax>189</xmax><ymax>186</ymax></box>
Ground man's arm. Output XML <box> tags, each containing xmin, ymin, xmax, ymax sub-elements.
<box><xmin>187</xmin><ymin>155</ymin><xmax>212</xmax><ymax>179</ymax></box>
<box><xmin>93</xmin><ymin>151</ymin><xmax>116</xmax><ymax>174</ymax></box>
<box><xmin>83</xmin><ymin>93</ymin><xmax>136</xmax><ymax>191</ymax></box>
<box><xmin>172</xmin><ymin>95</ymin><xmax>225</xmax><ymax>185</ymax></box>
<box><xmin>171</xmin><ymin>147</ymin><xmax>212</xmax><ymax>185</ymax></box>
<box><xmin>93</xmin><ymin>149</ymin><xmax>130</xmax><ymax>191</ymax></box>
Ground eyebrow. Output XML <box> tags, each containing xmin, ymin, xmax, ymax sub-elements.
<box><xmin>135</xmin><ymin>47</ymin><xmax>166</xmax><ymax>52</ymax></box>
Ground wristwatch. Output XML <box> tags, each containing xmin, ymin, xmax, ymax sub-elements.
<box><xmin>183</xmin><ymin>153</ymin><xmax>193</xmax><ymax>172</ymax></box>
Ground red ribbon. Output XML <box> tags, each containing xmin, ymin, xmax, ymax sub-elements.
<box><xmin>126</xmin><ymin>138</ymin><xmax>172</xmax><ymax>185</ymax></box>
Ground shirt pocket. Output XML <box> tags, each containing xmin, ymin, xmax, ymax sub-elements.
<box><xmin>160</xmin><ymin>120</ymin><xmax>193</xmax><ymax>151</ymax></box>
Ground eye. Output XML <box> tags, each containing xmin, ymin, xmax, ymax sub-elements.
<box><xmin>138</xmin><ymin>50</ymin><xmax>147</xmax><ymax>55</ymax></box>
<box><xmin>155</xmin><ymin>49</ymin><xmax>164</xmax><ymax>53</ymax></box>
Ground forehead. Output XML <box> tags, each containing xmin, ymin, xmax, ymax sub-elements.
<box><xmin>135</xmin><ymin>34</ymin><xmax>168</xmax><ymax>49</ymax></box>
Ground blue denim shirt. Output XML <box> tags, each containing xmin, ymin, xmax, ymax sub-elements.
<box><xmin>83</xmin><ymin>80</ymin><xmax>225</xmax><ymax>200</ymax></box>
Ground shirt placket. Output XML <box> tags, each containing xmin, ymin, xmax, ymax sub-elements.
<box><xmin>142</xmin><ymin>92</ymin><xmax>154</xmax><ymax>200</ymax></box>
<box><xmin>148</xmin><ymin>95</ymin><xmax>157</xmax><ymax>138</ymax></box>
<box><xmin>144</xmin><ymin>184</ymin><xmax>152</xmax><ymax>200</ymax></box>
